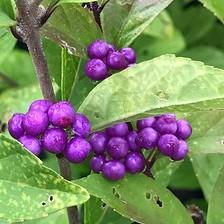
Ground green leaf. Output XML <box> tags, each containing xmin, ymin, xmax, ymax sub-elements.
<box><xmin>59</xmin><ymin>0</ymin><xmax>95</xmax><ymax>4</ymax></box>
<box><xmin>0</xmin><ymin>11</ymin><xmax>16</xmax><ymax>27</ymax></box>
<box><xmin>41</xmin><ymin>4</ymin><xmax>102</xmax><ymax>57</ymax></box>
<box><xmin>199</xmin><ymin>0</ymin><xmax>224</xmax><ymax>23</ymax></box>
<box><xmin>0</xmin><ymin>0</ymin><xmax>16</xmax><ymax>19</ymax></box>
<box><xmin>102</xmin><ymin>0</ymin><xmax>174</xmax><ymax>47</ymax></box>
<box><xmin>207</xmin><ymin>163</ymin><xmax>224</xmax><ymax>224</ymax></box>
<box><xmin>76</xmin><ymin>174</ymin><xmax>193</xmax><ymax>224</ymax></box>
<box><xmin>0</xmin><ymin>135</ymin><xmax>89</xmax><ymax>223</ymax></box>
<box><xmin>78</xmin><ymin>55</ymin><xmax>224</xmax><ymax>131</ymax></box>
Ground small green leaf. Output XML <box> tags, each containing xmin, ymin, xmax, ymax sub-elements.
<box><xmin>76</xmin><ymin>174</ymin><xmax>193</xmax><ymax>224</ymax></box>
<box><xmin>0</xmin><ymin>11</ymin><xmax>16</xmax><ymax>27</ymax></box>
<box><xmin>0</xmin><ymin>135</ymin><xmax>89</xmax><ymax>223</ymax></box>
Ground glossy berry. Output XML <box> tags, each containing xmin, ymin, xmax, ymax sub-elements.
<box><xmin>23</xmin><ymin>110</ymin><xmax>48</xmax><ymax>136</ymax></box>
<box><xmin>64</xmin><ymin>137</ymin><xmax>91</xmax><ymax>163</ymax></box>
<box><xmin>85</xmin><ymin>59</ymin><xmax>108</xmax><ymax>81</ymax></box>
<box><xmin>106</xmin><ymin>122</ymin><xmax>129</xmax><ymax>137</ymax></box>
<box><xmin>171</xmin><ymin>140</ymin><xmax>189</xmax><ymax>161</ymax></box>
<box><xmin>155</xmin><ymin>114</ymin><xmax>177</xmax><ymax>134</ymax></box>
<box><xmin>158</xmin><ymin>134</ymin><xmax>179</xmax><ymax>157</ymax></box>
<box><xmin>19</xmin><ymin>135</ymin><xmax>42</xmax><ymax>156</ymax></box>
<box><xmin>87</xmin><ymin>40</ymin><xmax>109</xmax><ymax>59</ymax></box>
<box><xmin>126</xmin><ymin>131</ymin><xmax>141</xmax><ymax>152</ymax></box>
<box><xmin>90</xmin><ymin>155</ymin><xmax>105</xmax><ymax>173</ymax></box>
<box><xmin>42</xmin><ymin>128</ymin><xmax>67</xmax><ymax>154</ymax></box>
<box><xmin>136</xmin><ymin>127</ymin><xmax>159</xmax><ymax>150</ymax></box>
<box><xmin>107</xmin><ymin>137</ymin><xmax>129</xmax><ymax>159</ymax></box>
<box><xmin>176</xmin><ymin>119</ymin><xmax>192</xmax><ymax>140</ymax></box>
<box><xmin>8</xmin><ymin>113</ymin><xmax>24</xmax><ymax>139</ymax></box>
<box><xmin>72</xmin><ymin>113</ymin><xmax>91</xmax><ymax>137</ymax></box>
<box><xmin>124</xmin><ymin>152</ymin><xmax>145</xmax><ymax>174</ymax></box>
<box><xmin>48</xmin><ymin>101</ymin><xmax>75</xmax><ymax>128</ymax></box>
<box><xmin>106</xmin><ymin>52</ymin><xmax>128</xmax><ymax>70</ymax></box>
<box><xmin>102</xmin><ymin>160</ymin><xmax>125</xmax><ymax>181</ymax></box>
<box><xmin>120</xmin><ymin>47</ymin><xmax>136</xmax><ymax>64</ymax></box>
<box><xmin>136</xmin><ymin>117</ymin><xmax>156</xmax><ymax>130</ymax></box>
<box><xmin>89</xmin><ymin>131</ymin><xmax>108</xmax><ymax>154</ymax></box>
<box><xmin>29</xmin><ymin>99</ymin><xmax>53</xmax><ymax>113</ymax></box>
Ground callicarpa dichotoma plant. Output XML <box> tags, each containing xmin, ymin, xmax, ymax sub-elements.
<box><xmin>0</xmin><ymin>0</ymin><xmax>224</xmax><ymax>224</ymax></box>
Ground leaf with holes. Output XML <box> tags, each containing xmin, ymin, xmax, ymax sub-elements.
<box><xmin>0</xmin><ymin>135</ymin><xmax>89</xmax><ymax>223</ymax></box>
<box><xmin>75</xmin><ymin>174</ymin><xmax>193</xmax><ymax>224</ymax></box>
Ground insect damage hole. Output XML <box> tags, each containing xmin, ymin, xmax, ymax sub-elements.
<box><xmin>41</xmin><ymin>201</ymin><xmax>47</xmax><ymax>206</ymax></box>
<box><xmin>112</xmin><ymin>187</ymin><xmax>121</xmax><ymax>199</ymax></box>
<box><xmin>154</xmin><ymin>195</ymin><xmax>163</xmax><ymax>208</ymax></box>
<box><xmin>101</xmin><ymin>202</ymin><xmax>107</xmax><ymax>209</ymax></box>
<box><xmin>48</xmin><ymin>195</ymin><xmax>54</xmax><ymax>202</ymax></box>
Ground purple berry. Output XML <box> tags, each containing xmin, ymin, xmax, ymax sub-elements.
<box><xmin>155</xmin><ymin>114</ymin><xmax>177</xmax><ymax>135</ymax></box>
<box><xmin>120</xmin><ymin>47</ymin><xmax>136</xmax><ymax>64</ymax></box>
<box><xmin>87</xmin><ymin>40</ymin><xmax>109</xmax><ymax>59</ymax></box>
<box><xmin>108</xmin><ymin>44</ymin><xmax>116</xmax><ymax>53</ymax></box>
<box><xmin>158</xmin><ymin>134</ymin><xmax>180</xmax><ymax>157</ymax></box>
<box><xmin>171</xmin><ymin>140</ymin><xmax>189</xmax><ymax>161</ymax></box>
<box><xmin>126</xmin><ymin>131</ymin><xmax>141</xmax><ymax>152</ymax></box>
<box><xmin>136</xmin><ymin>117</ymin><xmax>156</xmax><ymax>130</ymax></box>
<box><xmin>89</xmin><ymin>131</ymin><xmax>108</xmax><ymax>154</ymax></box>
<box><xmin>85</xmin><ymin>59</ymin><xmax>108</xmax><ymax>81</ymax></box>
<box><xmin>64</xmin><ymin>137</ymin><xmax>91</xmax><ymax>163</ymax></box>
<box><xmin>106</xmin><ymin>122</ymin><xmax>129</xmax><ymax>137</ymax></box>
<box><xmin>176</xmin><ymin>119</ymin><xmax>192</xmax><ymax>140</ymax></box>
<box><xmin>124</xmin><ymin>152</ymin><xmax>145</xmax><ymax>174</ymax></box>
<box><xmin>8</xmin><ymin>113</ymin><xmax>24</xmax><ymax>139</ymax></box>
<box><xmin>72</xmin><ymin>113</ymin><xmax>91</xmax><ymax>137</ymax></box>
<box><xmin>102</xmin><ymin>160</ymin><xmax>125</xmax><ymax>181</ymax></box>
<box><xmin>23</xmin><ymin>110</ymin><xmax>48</xmax><ymax>136</ymax></box>
<box><xmin>106</xmin><ymin>52</ymin><xmax>128</xmax><ymax>70</ymax></box>
<box><xmin>136</xmin><ymin>127</ymin><xmax>159</xmax><ymax>150</ymax></box>
<box><xmin>19</xmin><ymin>135</ymin><xmax>42</xmax><ymax>156</ymax></box>
<box><xmin>48</xmin><ymin>101</ymin><xmax>75</xmax><ymax>128</ymax></box>
<box><xmin>42</xmin><ymin>128</ymin><xmax>67</xmax><ymax>154</ymax></box>
<box><xmin>29</xmin><ymin>99</ymin><xmax>53</xmax><ymax>113</ymax></box>
<box><xmin>90</xmin><ymin>155</ymin><xmax>105</xmax><ymax>173</ymax></box>
<box><xmin>107</xmin><ymin>137</ymin><xmax>129</xmax><ymax>159</ymax></box>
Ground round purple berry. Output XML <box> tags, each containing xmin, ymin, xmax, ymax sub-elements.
<box><xmin>29</xmin><ymin>99</ymin><xmax>53</xmax><ymax>113</ymax></box>
<box><xmin>19</xmin><ymin>135</ymin><xmax>42</xmax><ymax>156</ymax></box>
<box><xmin>23</xmin><ymin>110</ymin><xmax>48</xmax><ymax>136</ymax></box>
<box><xmin>87</xmin><ymin>40</ymin><xmax>109</xmax><ymax>59</ymax></box>
<box><xmin>42</xmin><ymin>128</ymin><xmax>67</xmax><ymax>154</ymax></box>
<box><xmin>155</xmin><ymin>114</ymin><xmax>177</xmax><ymax>135</ymax></box>
<box><xmin>135</xmin><ymin>127</ymin><xmax>159</xmax><ymax>150</ymax></box>
<box><xmin>102</xmin><ymin>160</ymin><xmax>125</xmax><ymax>181</ymax></box>
<box><xmin>158</xmin><ymin>134</ymin><xmax>180</xmax><ymax>157</ymax></box>
<box><xmin>136</xmin><ymin>117</ymin><xmax>156</xmax><ymax>130</ymax></box>
<box><xmin>106</xmin><ymin>122</ymin><xmax>129</xmax><ymax>137</ymax></box>
<box><xmin>85</xmin><ymin>59</ymin><xmax>108</xmax><ymax>81</ymax></box>
<box><xmin>8</xmin><ymin>113</ymin><xmax>24</xmax><ymax>139</ymax></box>
<box><xmin>48</xmin><ymin>101</ymin><xmax>75</xmax><ymax>128</ymax></box>
<box><xmin>89</xmin><ymin>131</ymin><xmax>108</xmax><ymax>154</ymax></box>
<box><xmin>120</xmin><ymin>47</ymin><xmax>136</xmax><ymax>64</ymax></box>
<box><xmin>90</xmin><ymin>155</ymin><xmax>105</xmax><ymax>173</ymax></box>
<box><xmin>106</xmin><ymin>52</ymin><xmax>128</xmax><ymax>70</ymax></box>
<box><xmin>126</xmin><ymin>131</ymin><xmax>141</xmax><ymax>152</ymax></box>
<box><xmin>176</xmin><ymin>119</ymin><xmax>192</xmax><ymax>140</ymax></box>
<box><xmin>124</xmin><ymin>152</ymin><xmax>145</xmax><ymax>174</ymax></box>
<box><xmin>107</xmin><ymin>137</ymin><xmax>129</xmax><ymax>159</ymax></box>
<box><xmin>171</xmin><ymin>140</ymin><xmax>189</xmax><ymax>161</ymax></box>
<box><xmin>72</xmin><ymin>113</ymin><xmax>91</xmax><ymax>137</ymax></box>
<box><xmin>64</xmin><ymin>137</ymin><xmax>91</xmax><ymax>163</ymax></box>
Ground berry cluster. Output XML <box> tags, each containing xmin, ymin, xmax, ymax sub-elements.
<box><xmin>8</xmin><ymin>100</ymin><xmax>92</xmax><ymax>164</ymax></box>
<box><xmin>85</xmin><ymin>39</ymin><xmax>136</xmax><ymax>81</ymax></box>
<box><xmin>89</xmin><ymin>114</ymin><xmax>192</xmax><ymax>181</ymax></box>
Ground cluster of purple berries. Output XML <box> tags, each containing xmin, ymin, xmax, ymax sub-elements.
<box><xmin>8</xmin><ymin>99</ymin><xmax>92</xmax><ymax>164</ymax></box>
<box><xmin>85</xmin><ymin>39</ymin><xmax>136</xmax><ymax>81</ymax></box>
<box><xmin>89</xmin><ymin>114</ymin><xmax>192</xmax><ymax>181</ymax></box>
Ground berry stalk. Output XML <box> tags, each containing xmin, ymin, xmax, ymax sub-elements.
<box><xmin>15</xmin><ymin>1</ymin><xmax>79</xmax><ymax>223</ymax></box>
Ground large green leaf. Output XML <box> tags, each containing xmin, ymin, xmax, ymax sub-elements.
<box><xmin>42</xmin><ymin>4</ymin><xmax>102</xmax><ymax>57</ymax></box>
<box><xmin>78</xmin><ymin>54</ymin><xmax>224</xmax><ymax>131</ymax></box>
<box><xmin>76</xmin><ymin>174</ymin><xmax>193</xmax><ymax>224</ymax></box>
<box><xmin>0</xmin><ymin>135</ymin><xmax>89</xmax><ymax>223</ymax></box>
<box><xmin>101</xmin><ymin>0</ymin><xmax>174</xmax><ymax>47</ymax></box>
<box><xmin>199</xmin><ymin>0</ymin><xmax>224</xmax><ymax>23</ymax></box>
<box><xmin>207</xmin><ymin>163</ymin><xmax>224</xmax><ymax>224</ymax></box>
